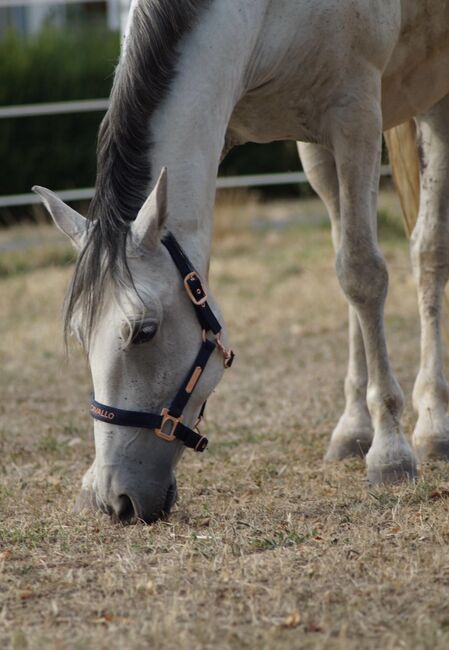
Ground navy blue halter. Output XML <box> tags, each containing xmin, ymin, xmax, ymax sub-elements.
<box><xmin>90</xmin><ymin>231</ymin><xmax>234</xmax><ymax>453</ymax></box>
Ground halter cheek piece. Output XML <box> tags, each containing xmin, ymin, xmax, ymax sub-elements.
<box><xmin>90</xmin><ymin>231</ymin><xmax>234</xmax><ymax>453</ymax></box>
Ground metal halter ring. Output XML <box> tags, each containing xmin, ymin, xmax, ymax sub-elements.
<box><xmin>215</xmin><ymin>333</ymin><xmax>235</xmax><ymax>368</ymax></box>
<box><xmin>155</xmin><ymin>408</ymin><xmax>182</xmax><ymax>442</ymax></box>
<box><xmin>201</xmin><ymin>330</ymin><xmax>234</xmax><ymax>368</ymax></box>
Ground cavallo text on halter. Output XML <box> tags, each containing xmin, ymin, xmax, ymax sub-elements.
<box><xmin>90</xmin><ymin>231</ymin><xmax>234</xmax><ymax>453</ymax></box>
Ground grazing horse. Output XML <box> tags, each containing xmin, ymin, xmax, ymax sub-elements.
<box><xmin>34</xmin><ymin>0</ymin><xmax>449</xmax><ymax>523</ymax></box>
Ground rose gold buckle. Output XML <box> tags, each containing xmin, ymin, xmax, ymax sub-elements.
<box><xmin>155</xmin><ymin>408</ymin><xmax>182</xmax><ymax>442</ymax></box>
<box><xmin>184</xmin><ymin>272</ymin><xmax>208</xmax><ymax>306</ymax></box>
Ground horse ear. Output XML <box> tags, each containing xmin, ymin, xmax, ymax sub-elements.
<box><xmin>130</xmin><ymin>167</ymin><xmax>168</xmax><ymax>251</ymax></box>
<box><xmin>32</xmin><ymin>186</ymin><xmax>88</xmax><ymax>250</ymax></box>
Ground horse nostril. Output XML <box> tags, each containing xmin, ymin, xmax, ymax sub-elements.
<box><xmin>115</xmin><ymin>494</ymin><xmax>136</xmax><ymax>524</ymax></box>
<box><xmin>108</xmin><ymin>488</ymin><xmax>175</xmax><ymax>525</ymax></box>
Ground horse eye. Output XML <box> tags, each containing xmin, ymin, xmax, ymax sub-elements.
<box><xmin>131</xmin><ymin>319</ymin><xmax>158</xmax><ymax>345</ymax></box>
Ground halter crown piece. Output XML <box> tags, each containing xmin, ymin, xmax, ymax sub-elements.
<box><xmin>90</xmin><ymin>231</ymin><xmax>234</xmax><ymax>453</ymax></box>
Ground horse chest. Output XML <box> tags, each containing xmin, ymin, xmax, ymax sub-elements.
<box><xmin>228</xmin><ymin>64</ymin><xmax>343</xmax><ymax>146</ymax></box>
<box><xmin>228</xmin><ymin>90</ymin><xmax>324</xmax><ymax>145</ymax></box>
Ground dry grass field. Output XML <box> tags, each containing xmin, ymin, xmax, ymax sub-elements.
<box><xmin>2</xmin><ymin>192</ymin><xmax>449</xmax><ymax>650</ymax></box>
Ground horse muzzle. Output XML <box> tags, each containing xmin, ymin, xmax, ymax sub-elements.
<box><xmin>96</xmin><ymin>478</ymin><xmax>178</xmax><ymax>525</ymax></box>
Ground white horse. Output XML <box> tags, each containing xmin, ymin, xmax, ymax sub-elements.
<box><xmin>34</xmin><ymin>0</ymin><xmax>449</xmax><ymax>523</ymax></box>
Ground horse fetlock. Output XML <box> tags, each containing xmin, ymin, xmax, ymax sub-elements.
<box><xmin>344</xmin><ymin>375</ymin><xmax>368</xmax><ymax>404</ymax></box>
<box><xmin>366</xmin><ymin>383</ymin><xmax>404</xmax><ymax>426</ymax></box>
<box><xmin>366</xmin><ymin>432</ymin><xmax>418</xmax><ymax>484</ymax></box>
<box><xmin>413</xmin><ymin>374</ymin><xmax>449</xmax><ymax>412</ymax></box>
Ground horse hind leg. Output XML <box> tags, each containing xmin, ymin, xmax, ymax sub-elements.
<box><xmin>328</xmin><ymin>307</ymin><xmax>374</xmax><ymax>459</ymax></box>
<box><xmin>298</xmin><ymin>142</ymin><xmax>373</xmax><ymax>460</ymax></box>
<box><xmin>411</xmin><ymin>94</ymin><xmax>449</xmax><ymax>461</ymax></box>
<box><xmin>328</xmin><ymin>78</ymin><xmax>417</xmax><ymax>484</ymax></box>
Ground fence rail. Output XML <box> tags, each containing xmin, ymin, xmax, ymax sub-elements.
<box><xmin>0</xmin><ymin>99</ymin><xmax>110</xmax><ymax>119</ymax></box>
<box><xmin>0</xmin><ymin>167</ymin><xmax>392</xmax><ymax>209</ymax></box>
<box><xmin>0</xmin><ymin>0</ymin><xmax>108</xmax><ymax>6</ymax></box>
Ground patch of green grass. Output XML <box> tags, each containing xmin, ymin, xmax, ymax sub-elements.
<box><xmin>378</xmin><ymin>208</ymin><xmax>406</xmax><ymax>240</ymax></box>
<box><xmin>250</xmin><ymin>530</ymin><xmax>311</xmax><ymax>551</ymax></box>
<box><xmin>1</xmin><ymin>523</ymin><xmax>52</xmax><ymax>547</ymax></box>
<box><xmin>37</xmin><ymin>435</ymin><xmax>61</xmax><ymax>454</ymax></box>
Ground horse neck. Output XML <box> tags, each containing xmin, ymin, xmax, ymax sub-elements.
<box><xmin>148</xmin><ymin>113</ymin><xmax>224</xmax><ymax>277</ymax></box>
<box><xmin>140</xmin><ymin>2</ymin><xmax>263</xmax><ymax>276</ymax></box>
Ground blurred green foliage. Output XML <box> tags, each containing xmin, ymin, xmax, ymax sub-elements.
<box><xmin>0</xmin><ymin>26</ymin><xmax>119</xmax><ymax>218</ymax></box>
<box><xmin>0</xmin><ymin>26</ymin><xmax>309</xmax><ymax>223</ymax></box>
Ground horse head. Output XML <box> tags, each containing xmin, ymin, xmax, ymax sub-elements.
<box><xmin>34</xmin><ymin>169</ymin><xmax>232</xmax><ymax>523</ymax></box>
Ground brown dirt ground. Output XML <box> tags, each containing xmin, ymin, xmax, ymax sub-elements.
<box><xmin>2</xmin><ymin>194</ymin><xmax>449</xmax><ymax>650</ymax></box>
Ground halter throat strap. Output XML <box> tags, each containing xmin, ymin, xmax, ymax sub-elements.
<box><xmin>161</xmin><ymin>232</ymin><xmax>222</xmax><ymax>334</ymax></box>
<box><xmin>89</xmin><ymin>231</ymin><xmax>234</xmax><ymax>453</ymax></box>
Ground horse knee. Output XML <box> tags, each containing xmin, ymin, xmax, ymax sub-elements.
<box><xmin>336</xmin><ymin>246</ymin><xmax>388</xmax><ymax>307</ymax></box>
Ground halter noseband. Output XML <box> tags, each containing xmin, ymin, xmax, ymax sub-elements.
<box><xmin>89</xmin><ymin>231</ymin><xmax>234</xmax><ymax>453</ymax></box>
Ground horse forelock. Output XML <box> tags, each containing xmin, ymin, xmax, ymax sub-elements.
<box><xmin>64</xmin><ymin>0</ymin><xmax>211</xmax><ymax>347</ymax></box>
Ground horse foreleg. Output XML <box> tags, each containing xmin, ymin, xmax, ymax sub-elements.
<box><xmin>298</xmin><ymin>142</ymin><xmax>373</xmax><ymax>459</ymax></box>
<box><xmin>411</xmin><ymin>94</ymin><xmax>449</xmax><ymax>461</ymax></box>
<box><xmin>330</xmin><ymin>86</ymin><xmax>417</xmax><ymax>484</ymax></box>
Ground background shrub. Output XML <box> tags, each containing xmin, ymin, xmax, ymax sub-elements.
<box><xmin>0</xmin><ymin>26</ymin><xmax>308</xmax><ymax>223</ymax></box>
<box><xmin>0</xmin><ymin>27</ymin><xmax>119</xmax><ymax>205</ymax></box>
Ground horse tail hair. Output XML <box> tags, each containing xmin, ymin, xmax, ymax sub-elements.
<box><xmin>384</xmin><ymin>121</ymin><xmax>420</xmax><ymax>237</ymax></box>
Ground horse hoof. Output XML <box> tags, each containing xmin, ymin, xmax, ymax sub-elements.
<box><xmin>324</xmin><ymin>433</ymin><xmax>372</xmax><ymax>461</ymax></box>
<box><xmin>412</xmin><ymin>411</ymin><xmax>449</xmax><ymax>461</ymax></box>
<box><xmin>413</xmin><ymin>437</ymin><xmax>449</xmax><ymax>462</ymax></box>
<box><xmin>366</xmin><ymin>433</ymin><xmax>418</xmax><ymax>485</ymax></box>
<box><xmin>367</xmin><ymin>461</ymin><xmax>418</xmax><ymax>485</ymax></box>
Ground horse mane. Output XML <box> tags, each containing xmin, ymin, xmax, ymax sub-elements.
<box><xmin>64</xmin><ymin>0</ymin><xmax>211</xmax><ymax>346</ymax></box>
